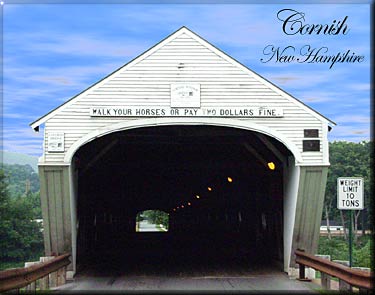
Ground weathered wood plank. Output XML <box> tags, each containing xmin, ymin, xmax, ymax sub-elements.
<box><xmin>62</xmin><ymin>167</ymin><xmax>72</xmax><ymax>253</ymax></box>
<box><xmin>53</xmin><ymin>170</ymin><xmax>65</xmax><ymax>254</ymax></box>
<box><xmin>47</xmin><ymin>170</ymin><xmax>59</xmax><ymax>255</ymax></box>
<box><xmin>291</xmin><ymin>167</ymin><xmax>328</xmax><ymax>267</ymax></box>
<box><xmin>39</xmin><ymin>168</ymin><xmax>52</xmax><ymax>255</ymax></box>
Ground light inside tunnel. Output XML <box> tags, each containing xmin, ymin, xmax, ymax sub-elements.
<box><xmin>267</xmin><ymin>162</ymin><xmax>276</xmax><ymax>170</ymax></box>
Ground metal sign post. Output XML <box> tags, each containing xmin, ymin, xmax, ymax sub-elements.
<box><xmin>337</xmin><ymin>177</ymin><xmax>364</xmax><ymax>268</ymax></box>
<box><xmin>349</xmin><ymin>210</ymin><xmax>353</xmax><ymax>267</ymax></box>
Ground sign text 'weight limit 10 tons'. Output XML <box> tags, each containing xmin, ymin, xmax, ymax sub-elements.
<box><xmin>337</xmin><ymin>177</ymin><xmax>364</xmax><ymax>210</ymax></box>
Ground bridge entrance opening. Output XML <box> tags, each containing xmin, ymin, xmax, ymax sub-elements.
<box><xmin>74</xmin><ymin>125</ymin><xmax>293</xmax><ymax>276</ymax></box>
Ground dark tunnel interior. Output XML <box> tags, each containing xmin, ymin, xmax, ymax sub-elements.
<box><xmin>74</xmin><ymin>126</ymin><xmax>292</xmax><ymax>276</ymax></box>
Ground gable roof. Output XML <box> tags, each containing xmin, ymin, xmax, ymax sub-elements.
<box><xmin>30</xmin><ymin>26</ymin><xmax>336</xmax><ymax>131</ymax></box>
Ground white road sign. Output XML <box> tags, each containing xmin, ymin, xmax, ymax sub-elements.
<box><xmin>337</xmin><ymin>177</ymin><xmax>364</xmax><ymax>210</ymax></box>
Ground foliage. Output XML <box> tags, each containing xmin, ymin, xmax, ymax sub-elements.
<box><xmin>24</xmin><ymin>191</ymin><xmax>43</xmax><ymax>219</ymax></box>
<box><xmin>318</xmin><ymin>235</ymin><xmax>373</xmax><ymax>268</ymax></box>
<box><xmin>0</xmin><ymin>261</ymin><xmax>25</xmax><ymax>271</ymax></box>
<box><xmin>141</xmin><ymin>210</ymin><xmax>169</xmax><ymax>230</ymax></box>
<box><xmin>2</xmin><ymin>151</ymin><xmax>39</xmax><ymax>172</ymax></box>
<box><xmin>324</xmin><ymin>141</ymin><xmax>373</xmax><ymax>233</ymax></box>
<box><xmin>136</xmin><ymin>213</ymin><xmax>144</xmax><ymax>222</ymax></box>
<box><xmin>0</xmin><ymin>169</ymin><xmax>44</xmax><ymax>270</ymax></box>
<box><xmin>2</xmin><ymin>163</ymin><xmax>40</xmax><ymax>197</ymax></box>
<box><xmin>353</xmin><ymin>236</ymin><xmax>373</xmax><ymax>268</ymax></box>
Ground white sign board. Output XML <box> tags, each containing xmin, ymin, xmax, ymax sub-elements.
<box><xmin>337</xmin><ymin>177</ymin><xmax>364</xmax><ymax>210</ymax></box>
<box><xmin>47</xmin><ymin>132</ymin><xmax>65</xmax><ymax>152</ymax></box>
<box><xmin>170</xmin><ymin>83</ymin><xmax>200</xmax><ymax>108</ymax></box>
<box><xmin>90</xmin><ymin>106</ymin><xmax>284</xmax><ymax>118</ymax></box>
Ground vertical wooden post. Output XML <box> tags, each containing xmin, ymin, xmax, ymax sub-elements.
<box><xmin>49</xmin><ymin>271</ymin><xmax>58</xmax><ymax>288</ymax></box>
<box><xmin>39</xmin><ymin>256</ymin><xmax>54</xmax><ymax>290</ymax></box>
<box><xmin>339</xmin><ymin>279</ymin><xmax>352</xmax><ymax>292</ymax></box>
<box><xmin>321</xmin><ymin>273</ymin><xmax>331</xmax><ymax>289</ymax></box>
<box><xmin>43</xmin><ymin>256</ymin><xmax>58</xmax><ymax>288</ymax></box>
<box><xmin>25</xmin><ymin>262</ymin><xmax>39</xmax><ymax>292</ymax></box>
<box><xmin>315</xmin><ymin>255</ymin><xmax>331</xmax><ymax>289</ymax></box>
<box><xmin>57</xmin><ymin>266</ymin><xmax>67</xmax><ymax>286</ymax></box>
<box><xmin>333</xmin><ymin>260</ymin><xmax>352</xmax><ymax>292</ymax></box>
<box><xmin>299</xmin><ymin>264</ymin><xmax>306</xmax><ymax>279</ymax></box>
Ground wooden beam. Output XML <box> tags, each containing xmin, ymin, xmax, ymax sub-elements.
<box><xmin>254</xmin><ymin>133</ymin><xmax>287</xmax><ymax>164</ymax></box>
<box><xmin>242</xmin><ymin>142</ymin><xmax>267</xmax><ymax>167</ymax></box>
<box><xmin>81</xmin><ymin>139</ymin><xmax>118</xmax><ymax>175</ymax></box>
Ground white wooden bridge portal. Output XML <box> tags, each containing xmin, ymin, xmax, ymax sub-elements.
<box><xmin>30</xmin><ymin>27</ymin><xmax>335</xmax><ymax>277</ymax></box>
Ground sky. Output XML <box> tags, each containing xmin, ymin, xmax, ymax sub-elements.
<box><xmin>1</xmin><ymin>2</ymin><xmax>372</xmax><ymax>156</ymax></box>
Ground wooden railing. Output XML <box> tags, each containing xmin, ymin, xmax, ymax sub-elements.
<box><xmin>0</xmin><ymin>253</ymin><xmax>71</xmax><ymax>292</ymax></box>
<box><xmin>295</xmin><ymin>249</ymin><xmax>373</xmax><ymax>291</ymax></box>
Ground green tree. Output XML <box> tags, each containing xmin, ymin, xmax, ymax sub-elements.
<box><xmin>142</xmin><ymin>210</ymin><xmax>169</xmax><ymax>230</ymax></box>
<box><xmin>324</xmin><ymin>141</ymin><xmax>373</xmax><ymax>241</ymax></box>
<box><xmin>3</xmin><ymin>164</ymin><xmax>40</xmax><ymax>197</ymax></box>
<box><xmin>24</xmin><ymin>191</ymin><xmax>43</xmax><ymax>219</ymax></box>
<box><xmin>318</xmin><ymin>235</ymin><xmax>373</xmax><ymax>268</ymax></box>
<box><xmin>0</xmin><ymin>169</ymin><xmax>44</xmax><ymax>269</ymax></box>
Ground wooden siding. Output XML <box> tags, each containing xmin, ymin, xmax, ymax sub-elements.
<box><xmin>41</xmin><ymin>31</ymin><xmax>326</xmax><ymax>165</ymax></box>
<box><xmin>39</xmin><ymin>166</ymin><xmax>72</xmax><ymax>255</ymax></box>
<box><xmin>290</xmin><ymin>166</ymin><xmax>328</xmax><ymax>267</ymax></box>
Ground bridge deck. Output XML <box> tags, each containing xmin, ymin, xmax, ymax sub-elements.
<box><xmin>53</xmin><ymin>255</ymin><xmax>324</xmax><ymax>293</ymax></box>
<box><xmin>58</xmin><ymin>232</ymin><xmax>325</xmax><ymax>292</ymax></box>
<box><xmin>52</xmin><ymin>271</ymin><xmax>323</xmax><ymax>292</ymax></box>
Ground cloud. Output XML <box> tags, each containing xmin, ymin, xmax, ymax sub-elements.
<box><xmin>33</xmin><ymin>76</ymin><xmax>72</xmax><ymax>86</ymax></box>
<box><xmin>3</xmin><ymin>61</ymin><xmax>125</xmax><ymax>109</ymax></box>
<box><xmin>333</xmin><ymin>115</ymin><xmax>370</xmax><ymax>124</ymax></box>
<box><xmin>2</xmin><ymin>3</ymin><xmax>371</xmax><ymax>148</ymax></box>
<box><xmin>1</xmin><ymin>141</ymin><xmax>43</xmax><ymax>157</ymax></box>
<box><xmin>351</xmin><ymin>130</ymin><xmax>367</xmax><ymax>135</ymax></box>
<box><xmin>2</xmin><ymin>113</ymin><xmax>39</xmax><ymax>120</ymax></box>
<box><xmin>293</xmin><ymin>89</ymin><xmax>350</xmax><ymax>104</ymax></box>
<box><xmin>5</xmin><ymin>31</ymin><xmax>149</xmax><ymax>58</ymax></box>
<box><xmin>5</xmin><ymin>60</ymin><xmax>124</xmax><ymax>85</ymax></box>
<box><xmin>348</xmin><ymin>83</ymin><xmax>371</xmax><ymax>91</ymax></box>
<box><xmin>267</xmin><ymin>76</ymin><xmax>300</xmax><ymax>84</ymax></box>
<box><xmin>1</xmin><ymin>126</ymin><xmax>44</xmax><ymax>156</ymax></box>
<box><xmin>2</xmin><ymin>127</ymin><xmax>42</xmax><ymax>140</ymax></box>
<box><xmin>262</xmin><ymin>69</ymin><xmax>346</xmax><ymax>89</ymax></box>
<box><xmin>328</xmin><ymin>124</ymin><xmax>370</xmax><ymax>141</ymax></box>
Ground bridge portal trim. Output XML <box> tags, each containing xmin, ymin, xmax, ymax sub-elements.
<box><xmin>63</xmin><ymin>117</ymin><xmax>303</xmax><ymax>165</ymax></box>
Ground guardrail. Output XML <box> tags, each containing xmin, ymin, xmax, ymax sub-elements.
<box><xmin>295</xmin><ymin>249</ymin><xmax>373</xmax><ymax>291</ymax></box>
<box><xmin>0</xmin><ymin>253</ymin><xmax>71</xmax><ymax>292</ymax></box>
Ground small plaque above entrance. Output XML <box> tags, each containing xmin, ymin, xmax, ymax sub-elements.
<box><xmin>170</xmin><ymin>83</ymin><xmax>200</xmax><ymax>108</ymax></box>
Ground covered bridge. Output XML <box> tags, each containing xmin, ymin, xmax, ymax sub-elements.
<box><xmin>30</xmin><ymin>27</ymin><xmax>335</xmax><ymax>276</ymax></box>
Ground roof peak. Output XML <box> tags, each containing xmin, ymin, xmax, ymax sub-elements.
<box><xmin>30</xmin><ymin>26</ymin><xmax>335</xmax><ymax>130</ymax></box>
